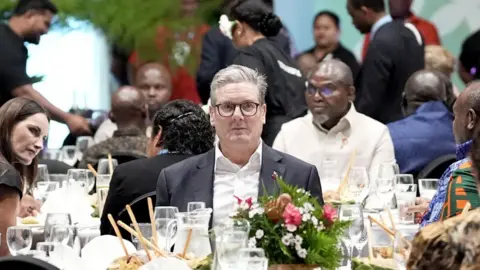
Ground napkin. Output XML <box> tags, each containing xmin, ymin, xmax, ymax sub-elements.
<box><xmin>81</xmin><ymin>235</ymin><xmax>137</xmax><ymax>270</ymax></box>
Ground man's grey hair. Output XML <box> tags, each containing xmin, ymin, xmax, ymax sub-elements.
<box><xmin>210</xmin><ymin>65</ymin><xmax>267</xmax><ymax>105</ymax></box>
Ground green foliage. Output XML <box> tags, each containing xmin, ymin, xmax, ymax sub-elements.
<box><xmin>0</xmin><ymin>0</ymin><xmax>222</xmax><ymax>73</ymax></box>
<box><xmin>233</xmin><ymin>175</ymin><xmax>350</xmax><ymax>269</ymax></box>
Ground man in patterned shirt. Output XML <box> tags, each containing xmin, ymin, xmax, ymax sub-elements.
<box><xmin>421</xmin><ymin>81</ymin><xmax>480</xmax><ymax>226</ymax></box>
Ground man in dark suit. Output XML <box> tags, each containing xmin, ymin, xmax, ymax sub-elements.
<box><xmin>157</xmin><ymin>65</ymin><xmax>323</xmax><ymax>228</ymax></box>
<box><xmin>346</xmin><ymin>0</ymin><xmax>424</xmax><ymax>124</ymax></box>
<box><xmin>100</xmin><ymin>100</ymin><xmax>215</xmax><ymax>237</ymax></box>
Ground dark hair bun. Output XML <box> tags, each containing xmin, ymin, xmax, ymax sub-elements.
<box><xmin>258</xmin><ymin>13</ymin><xmax>282</xmax><ymax>37</ymax></box>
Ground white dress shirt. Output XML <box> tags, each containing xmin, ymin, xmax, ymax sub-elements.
<box><xmin>273</xmin><ymin>104</ymin><xmax>395</xmax><ymax>191</ymax></box>
<box><xmin>213</xmin><ymin>141</ymin><xmax>262</xmax><ymax>227</ymax></box>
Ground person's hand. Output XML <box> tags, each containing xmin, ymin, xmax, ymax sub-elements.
<box><xmin>66</xmin><ymin>114</ymin><xmax>91</xmax><ymax>135</ymax></box>
<box><xmin>18</xmin><ymin>195</ymin><xmax>42</xmax><ymax>218</ymax></box>
<box><xmin>407</xmin><ymin>197</ymin><xmax>430</xmax><ymax>213</ymax></box>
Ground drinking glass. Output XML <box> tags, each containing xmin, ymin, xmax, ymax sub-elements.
<box><xmin>395</xmin><ymin>174</ymin><xmax>414</xmax><ymax>185</ymax></box>
<box><xmin>396</xmin><ymin>184</ymin><xmax>417</xmax><ymax>224</ymax></box>
<box><xmin>347</xmin><ymin>167</ymin><xmax>369</xmax><ymax>202</ymax></box>
<box><xmin>375</xmin><ymin>177</ymin><xmax>395</xmax><ymax>209</ymax></box>
<box><xmin>188</xmin><ymin>202</ymin><xmax>206</xmax><ymax>213</ymax></box>
<box><xmin>96</xmin><ymin>174</ymin><xmax>111</xmax><ymax>215</ymax></box>
<box><xmin>50</xmin><ymin>225</ymin><xmax>75</xmax><ymax>247</ymax></box>
<box><xmin>44</xmin><ymin>213</ymin><xmax>72</xmax><ymax>241</ymax></box>
<box><xmin>97</xmin><ymin>158</ymin><xmax>118</xmax><ymax>175</ymax></box>
<box><xmin>35</xmin><ymin>164</ymin><xmax>50</xmax><ymax>184</ymax></box>
<box><xmin>34</xmin><ymin>181</ymin><xmax>59</xmax><ymax>203</ymax></box>
<box><xmin>42</xmin><ymin>149</ymin><xmax>61</xmax><ymax>160</ymax></box>
<box><xmin>339</xmin><ymin>204</ymin><xmax>365</xmax><ymax>261</ymax></box>
<box><xmin>393</xmin><ymin>232</ymin><xmax>415</xmax><ymax>270</ymax></box>
<box><xmin>154</xmin><ymin>206</ymin><xmax>179</xmax><ymax>251</ymax></box>
<box><xmin>216</xmin><ymin>230</ymin><xmax>249</xmax><ymax>270</ymax></box>
<box><xmin>49</xmin><ymin>174</ymin><xmax>68</xmax><ymax>188</ymax></box>
<box><xmin>66</xmin><ymin>169</ymin><xmax>89</xmax><ymax>195</ymax></box>
<box><xmin>6</xmin><ymin>226</ymin><xmax>32</xmax><ymax>256</ymax></box>
<box><xmin>36</xmin><ymin>242</ymin><xmax>63</xmax><ymax>268</ymax></box>
<box><xmin>377</xmin><ymin>163</ymin><xmax>400</xmax><ymax>179</ymax></box>
<box><xmin>418</xmin><ymin>179</ymin><xmax>438</xmax><ymax>200</ymax></box>
<box><xmin>237</xmin><ymin>248</ymin><xmax>268</xmax><ymax>270</ymax></box>
<box><xmin>131</xmin><ymin>223</ymin><xmax>152</xmax><ymax>250</ymax></box>
<box><xmin>320</xmin><ymin>159</ymin><xmax>340</xmax><ymax>192</ymax></box>
<box><xmin>60</xmin><ymin>146</ymin><xmax>79</xmax><ymax>166</ymax></box>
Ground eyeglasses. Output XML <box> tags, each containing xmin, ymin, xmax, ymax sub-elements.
<box><xmin>215</xmin><ymin>102</ymin><xmax>260</xmax><ymax>117</ymax></box>
<box><xmin>306</xmin><ymin>81</ymin><xmax>348</xmax><ymax>97</ymax></box>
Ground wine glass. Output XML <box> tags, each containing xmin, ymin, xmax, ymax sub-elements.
<box><xmin>42</xmin><ymin>149</ymin><xmax>61</xmax><ymax>160</ymax></box>
<box><xmin>66</xmin><ymin>169</ymin><xmax>89</xmax><ymax>195</ymax></box>
<box><xmin>49</xmin><ymin>174</ymin><xmax>68</xmax><ymax>188</ymax></box>
<box><xmin>50</xmin><ymin>225</ymin><xmax>75</xmax><ymax>247</ymax></box>
<box><xmin>347</xmin><ymin>167</ymin><xmax>369</xmax><ymax>202</ymax></box>
<box><xmin>375</xmin><ymin>177</ymin><xmax>395</xmax><ymax>209</ymax></box>
<box><xmin>97</xmin><ymin>158</ymin><xmax>118</xmax><ymax>175</ymax></box>
<box><xmin>44</xmin><ymin>213</ymin><xmax>72</xmax><ymax>241</ymax></box>
<box><xmin>216</xmin><ymin>230</ymin><xmax>249</xmax><ymax>270</ymax></box>
<box><xmin>395</xmin><ymin>174</ymin><xmax>414</xmax><ymax>185</ymax></box>
<box><xmin>237</xmin><ymin>248</ymin><xmax>268</xmax><ymax>270</ymax></box>
<box><xmin>154</xmin><ymin>206</ymin><xmax>179</xmax><ymax>251</ymax></box>
<box><xmin>35</xmin><ymin>164</ymin><xmax>50</xmax><ymax>184</ymax></box>
<box><xmin>188</xmin><ymin>201</ymin><xmax>206</xmax><ymax>213</ymax></box>
<box><xmin>393</xmin><ymin>232</ymin><xmax>414</xmax><ymax>270</ymax></box>
<box><xmin>7</xmin><ymin>226</ymin><xmax>32</xmax><ymax>256</ymax></box>
<box><xmin>34</xmin><ymin>181</ymin><xmax>59</xmax><ymax>203</ymax></box>
<box><xmin>339</xmin><ymin>204</ymin><xmax>365</xmax><ymax>262</ymax></box>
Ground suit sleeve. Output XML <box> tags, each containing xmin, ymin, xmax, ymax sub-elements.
<box><xmin>100</xmin><ymin>168</ymin><xmax>127</xmax><ymax>236</ymax></box>
<box><xmin>196</xmin><ymin>30</ymin><xmax>222</xmax><ymax>104</ymax></box>
<box><xmin>156</xmin><ymin>169</ymin><xmax>169</xmax><ymax>207</ymax></box>
<box><xmin>307</xmin><ymin>166</ymin><xmax>323</xmax><ymax>205</ymax></box>
<box><xmin>354</xmin><ymin>39</ymin><xmax>393</xmax><ymax>119</ymax></box>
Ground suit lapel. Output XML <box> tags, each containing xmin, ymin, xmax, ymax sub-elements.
<box><xmin>258</xmin><ymin>144</ymin><xmax>285</xmax><ymax>197</ymax></box>
<box><xmin>191</xmin><ymin>149</ymin><xmax>215</xmax><ymax>210</ymax></box>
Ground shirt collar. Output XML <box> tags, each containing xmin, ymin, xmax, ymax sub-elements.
<box><xmin>112</xmin><ymin>127</ymin><xmax>144</xmax><ymax>137</ymax></box>
<box><xmin>214</xmin><ymin>140</ymin><xmax>263</xmax><ymax>169</ymax></box>
<box><xmin>456</xmin><ymin>140</ymin><xmax>473</xmax><ymax>160</ymax></box>
<box><xmin>370</xmin><ymin>15</ymin><xmax>393</xmax><ymax>40</ymax></box>
<box><xmin>311</xmin><ymin>103</ymin><xmax>358</xmax><ymax>134</ymax></box>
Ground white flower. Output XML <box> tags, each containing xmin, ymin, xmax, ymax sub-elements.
<box><xmin>281</xmin><ymin>235</ymin><xmax>292</xmax><ymax>246</ymax></box>
<box><xmin>316</xmin><ymin>223</ymin><xmax>325</xmax><ymax>231</ymax></box>
<box><xmin>302</xmin><ymin>213</ymin><xmax>311</xmax><ymax>222</ymax></box>
<box><xmin>286</xmin><ymin>224</ymin><xmax>297</xmax><ymax>232</ymax></box>
<box><xmin>294</xmin><ymin>235</ymin><xmax>303</xmax><ymax>246</ymax></box>
<box><xmin>311</xmin><ymin>216</ymin><xmax>318</xmax><ymax>226</ymax></box>
<box><xmin>296</xmin><ymin>188</ymin><xmax>305</xmax><ymax>194</ymax></box>
<box><xmin>248</xmin><ymin>237</ymin><xmax>257</xmax><ymax>248</ymax></box>
<box><xmin>249</xmin><ymin>206</ymin><xmax>265</xmax><ymax>218</ymax></box>
<box><xmin>303</xmin><ymin>203</ymin><xmax>314</xmax><ymax>212</ymax></box>
<box><xmin>219</xmin><ymin>14</ymin><xmax>235</xmax><ymax>39</ymax></box>
<box><xmin>295</xmin><ymin>243</ymin><xmax>302</xmax><ymax>251</ymax></box>
<box><xmin>297</xmin><ymin>248</ymin><xmax>307</xmax><ymax>258</ymax></box>
<box><xmin>298</xmin><ymin>207</ymin><xmax>305</xmax><ymax>215</ymax></box>
<box><xmin>255</xmin><ymin>229</ymin><xmax>264</xmax><ymax>239</ymax></box>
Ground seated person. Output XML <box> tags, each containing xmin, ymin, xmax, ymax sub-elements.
<box><xmin>273</xmin><ymin>59</ymin><xmax>395</xmax><ymax>192</ymax></box>
<box><xmin>387</xmin><ymin>70</ymin><xmax>456</xmax><ymax>174</ymax></box>
<box><xmin>94</xmin><ymin>63</ymin><xmax>172</xmax><ymax>144</ymax></box>
<box><xmin>78</xmin><ymin>86</ymin><xmax>148</xmax><ymax>168</ymax></box>
<box><xmin>156</xmin><ymin>65</ymin><xmax>323</xmax><ymax>228</ymax></box>
<box><xmin>295</xmin><ymin>53</ymin><xmax>317</xmax><ymax>77</ymax></box>
<box><xmin>420</xmin><ymin>81</ymin><xmax>480</xmax><ymax>227</ymax></box>
<box><xmin>425</xmin><ymin>45</ymin><xmax>459</xmax><ymax>97</ymax></box>
<box><xmin>100</xmin><ymin>100</ymin><xmax>215</xmax><ymax>237</ymax></box>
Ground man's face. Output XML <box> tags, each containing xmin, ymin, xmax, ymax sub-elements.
<box><xmin>25</xmin><ymin>10</ymin><xmax>53</xmax><ymax>44</ymax></box>
<box><xmin>388</xmin><ymin>0</ymin><xmax>412</xmax><ymax>18</ymax></box>
<box><xmin>313</xmin><ymin>15</ymin><xmax>339</xmax><ymax>48</ymax></box>
<box><xmin>346</xmin><ymin>0</ymin><xmax>371</xmax><ymax>34</ymax></box>
<box><xmin>209</xmin><ymin>82</ymin><xmax>266</xmax><ymax>146</ymax></box>
<box><xmin>136</xmin><ymin>68</ymin><xmax>172</xmax><ymax>115</ymax></box>
<box><xmin>306</xmin><ymin>74</ymin><xmax>353</xmax><ymax>125</ymax></box>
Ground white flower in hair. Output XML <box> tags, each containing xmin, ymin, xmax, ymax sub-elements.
<box><xmin>219</xmin><ymin>14</ymin><xmax>235</xmax><ymax>39</ymax></box>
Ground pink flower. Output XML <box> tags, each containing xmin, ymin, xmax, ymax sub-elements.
<box><xmin>234</xmin><ymin>195</ymin><xmax>242</xmax><ymax>205</ymax></box>
<box><xmin>272</xmin><ymin>171</ymin><xmax>279</xmax><ymax>181</ymax></box>
<box><xmin>323</xmin><ymin>204</ymin><xmax>337</xmax><ymax>223</ymax></box>
<box><xmin>245</xmin><ymin>197</ymin><xmax>253</xmax><ymax>208</ymax></box>
<box><xmin>282</xmin><ymin>203</ymin><xmax>302</xmax><ymax>226</ymax></box>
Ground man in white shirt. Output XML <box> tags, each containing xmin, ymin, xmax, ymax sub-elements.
<box><xmin>273</xmin><ymin>59</ymin><xmax>395</xmax><ymax>192</ymax></box>
<box><xmin>156</xmin><ymin>65</ymin><xmax>323</xmax><ymax>227</ymax></box>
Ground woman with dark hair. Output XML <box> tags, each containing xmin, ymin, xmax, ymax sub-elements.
<box><xmin>100</xmin><ymin>99</ymin><xmax>215</xmax><ymax>237</ymax></box>
<box><xmin>0</xmin><ymin>97</ymin><xmax>49</xmax><ymax>256</ymax></box>
<box><xmin>219</xmin><ymin>0</ymin><xmax>308</xmax><ymax>145</ymax></box>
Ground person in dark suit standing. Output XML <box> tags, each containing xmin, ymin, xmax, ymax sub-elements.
<box><xmin>346</xmin><ymin>0</ymin><xmax>424</xmax><ymax>124</ymax></box>
<box><xmin>100</xmin><ymin>100</ymin><xmax>215</xmax><ymax>236</ymax></box>
<box><xmin>156</xmin><ymin>65</ymin><xmax>323</xmax><ymax>228</ymax></box>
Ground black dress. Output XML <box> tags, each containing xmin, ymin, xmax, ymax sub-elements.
<box><xmin>0</xmin><ymin>160</ymin><xmax>23</xmax><ymax>199</ymax></box>
<box><xmin>233</xmin><ymin>38</ymin><xmax>308</xmax><ymax>145</ymax></box>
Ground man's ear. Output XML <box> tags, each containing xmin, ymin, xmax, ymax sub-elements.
<box><xmin>154</xmin><ymin>126</ymin><xmax>163</xmax><ymax>147</ymax></box>
<box><xmin>109</xmin><ymin>111</ymin><xmax>116</xmax><ymax>123</ymax></box>
<box><xmin>347</xmin><ymin>86</ymin><xmax>356</xmax><ymax>102</ymax></box>
<box><xmin>209</xmin><ymin>106</ymin><xmax>215</xmax><ymax>127</ymax></box>
<box><xmin>468</xmin><ymin>109</ymin><xmax>477</xmax><ymax>130</ymax></box>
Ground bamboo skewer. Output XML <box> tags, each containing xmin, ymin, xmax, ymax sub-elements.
<box><xmin>107</xmin><ymin>153</ymin><xmax>114</xmax><ymax>176</ymax></box>
<box><xmin>107</xmin><ymin>214</ymin><xmax>129</xmax><ymax>258</ymax></box>
<box><xmin>337</xmin><ymin>149</ymin><xmax>357</xmax><ymax>195</ymax></box>
<box><xmin>147</xmin><ymin>197</ymin><xmax>158</xmax><ymax>247</ymax></box>
<box><xmin>462</xmin><ymin>202</ymin><xmax>471</xmax><ymax>216</ymax></box>
<box><xmin>181</xmin><ymin>229</ymin><xmax>193</xmax><ymax>258</ymax></box>
<box><xmin>368</xmin><ymin>216</ymin><xmax>396</xmax><ymax>237</ymax></box>
<box><xmin>366</xmin><ymin>224</ymin><xmax>374</xmax><ymax>261</ymax></box>
<box><xmin>126</xmin><ymin>205</ymin><xmax>153</xmax><ymax>261</ymax></box>
<box><xmin>117</xmin><ymin>221</ymin><xmax>167</xmax><ymax>257</ymax></box>
<box><xmin>87</xmin><ymin>164</ymin><xmax>98</xmax><ymax>177</ymax></box>
<box><xmin>385</xmin><ymin>207</ymin><xmax>396</xmax><ymax>232</ymax></box>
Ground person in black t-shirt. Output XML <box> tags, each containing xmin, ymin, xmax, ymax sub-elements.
<box><xmin>222</xmin><ymin>0</ymin><xmax>307</xmax><ymax>145</ymax></box>
<box><xmin>0</xmin><ymin>0</ymin><xmax>91</xmax><ymax>135</ymax></box>
<box><xmin>458</xmin><ymin>29</ymin><xmax>480</xmax><ymax>85</ymax></box>
<box><xmin>0</xmin><ymin>98</ymin><xmax>49</xmax><ymax>256</ymax></box>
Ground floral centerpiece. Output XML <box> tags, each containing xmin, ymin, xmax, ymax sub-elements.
<box><xmin>231</xmin><ymin>173</ymin><xmax>350</xmax><ymax>269</ymax></box>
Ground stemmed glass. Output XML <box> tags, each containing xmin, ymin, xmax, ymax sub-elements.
<box><xmin>154</xmin><ymin>206</ymin><xmax>179</xmax><ymax>251</ymax></box>
<box><xmin>44</xmin><ymin>213</ymin><xmax>72</xmax><ymax>242</ymax></box>
<box><xmin>97</xmin><ymin>158</ymin><xmax>118</xmax><ymax>175</ymax></box>
<box><xmin>347</xmin><ymin>167</ymin><xmax>369</xmax><ymax>202</ymax></box>
<box><xmin>66</xmin><ymin>169</ymin><xmax>89</xmax><ymax>196</ymax></box>
<box><xmin>339</xmin><ymin>204</ymin><xmax>365</xmax><ymax>262</ymax></box>
<box><xmin>6</xmin><ymin>226</ymin><xmax>32</xmax><ymax>256</ymax></box>
<box><xmin>215</xmin><ymin>218</ymin><xmax>251</xmax><ymax>270</ymax></box>
<box><xmin>375</xmin><ymin>177</ymin><xmax>395</xmax><ymax>209</ymax></box>
<box><xmin>35</xmin><ymin>164</ymin><xmax>50</xmax><ymax>184</ymax></box>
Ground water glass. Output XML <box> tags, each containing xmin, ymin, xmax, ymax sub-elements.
<box><xmin>418</xmin><ymin>179</ymin><xmax>438</xmax><ymax>200</ymax></box>
<box><xmin>66</xmin><ymin>169</ymin><xmax>89</xmax><ymax>195</ymax></box>
<box><xmin>49</xmin><ymin>174</ymin><xmax>68</xmax><ymax>188</ymax></box>
<box><xmin>44</xmin><ymin>213</ymin><xmax>72</xmax><ymax>241</ymax></box>
<box><xmin>347</xmin><ymin>167</ymin><xmax>369</xmax><ymax>202</ymax></box>
<box><xmin>42</xmin><ymin>149</ymin><xmax>61</xmax><ymax>160</ymax></box>
<box><xmin>96</xmin><ymin>174</ymin><xmax>111</xmax><ymax>215</ymax></box>
<box><xmin>375</xmin><ymin>177</ymin><xmax>395</xmax><ymax>208</ymax></box>
<box><xmin>36</xmin><ymin>242</ymin><xmax>63</xmax><ymax>268</ymax></box>
<box><xmin>188</xmin><ymin>201</ymin><xmax>206</xmax><ymax>213</ymax></box>
<box><xmin>34</xmin><ymin>181</ymin><xmax>59</xmax><ymax>202</ymax></box>
<box><xmin>60</xmin><ymin>146</ymin><xmax>79</xmax><ymax>166</ymax></box>
<box><xmin>395</xmin><ymin>174</ymin><xmax>414</xmax><ymax>185</ymax></box>
<box><xmin>154</xmin><ymin>206</ymin><xmax>179</xmax><ymax>251</ymax></box>
<box><xmin>216</xmin><ymin>230</ymin><xmax>249</xmax><ymax>270</ymax></box>
<box><xmin>237</xmin><ymin>248</ymin><xmax>268</xmax><ymax>270</ymax></box>
<box><xmin>35</xmin><ymin>164</ymin><xmax>50</xmax><ymax>184</ymax></box>
<box><xmin>7</xmin><ymin>226</ymin><xmax>32</xmax><ymax>256</ymax></box>
<box><xmin>97</xmin><ymin>158</ymin><xmax>118</xmax><ymax>175</ymax></box>
<box><xmin>131</xmin><ymin>223</ymin><xmax>152</xmax><ymax>250</ymax></box>
<box><xmin>50</xmin><ymin>225</ymin><xmax>75</xmax><ymax>247</ymax></box>
<box><xmin>377</xmin><ymin>163</ymin><xmax>400</xmax><ymax>180</ymax></box>
<box><xmin>396</xmin><ymin>184</ymin><xmax>417</xmax><ymax>224</ymax></box>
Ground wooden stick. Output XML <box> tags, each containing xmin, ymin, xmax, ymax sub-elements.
<box><xmin>107</xmin><ymin>214</ymin><xmax>129</xmax><ymax>258</ymax></box>
<box><xmin>366</xmin><ymin>224</ymin><xmax>374</xmax><ymax>260</ymax></box>
<box><xmin>368</xmin><ymin>216</ymin><xmax>395</xmax><ymax>237</ymax></box>
<box><xmin>385</xmin><ymin>207</ymin><xmax>397</xmax><ymax>232</ymax></box>
<box><xmin>126</xmin><ymin>205</ymin><xmax>153</xmax><ymax>261</ymax></box>
<box><xmin>337</xmin><ymin>149</ymin><xmax>357</xmax><ymax>195</ymax></box>
<box><xmin>107</xmin><ymin>153</ymin><xmax>114</xmax><ymax>176</ymax></box>
<box><xmin>462</xmin><ymin>202</ymin><xmax>471</xmax><ymax>216</ymax></box>
<box><xmin>181</xmin><ymin>229</ymin><xmax>193</xmax><ymax>258</ymax></box>
<box><xmin>147</xmin><ymin>197</ymin><xmax>158</xmax><ymax>247</ymax></box>
<box><xmin>117</xmin><ymin>221</ymin><xmax>167</xmax><ymax>257</ymax></box>
<box><xmin>87</xmin><ymin>164</ymin><xmax>98</xmax><ymax>177</ymax></box>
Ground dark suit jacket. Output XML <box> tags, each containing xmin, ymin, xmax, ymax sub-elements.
<box><xmin>100</xmin><ymin>153</ymin><xmax>193</xmax><ymax>236</ymax></box>
<box><xmin>355</xmin><ymin>20</ymin><xmax>425</xmax><ymax>124</ymax></box>
<box><xmin>156</xmin><ymin>144</ymin><xmax>323</xmax><ymax>225</ymax></box>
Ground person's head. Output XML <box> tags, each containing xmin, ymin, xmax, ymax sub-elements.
<box><xmin>181</xmin><ymin>0</ymin><xmax>198</xmax><ymax>17</ymax></box>
<box><xmin>306</xmin><ymin>59</ymin><xmax>355</xmax><ymax>128</ymax></box>
<box><xmin>296</xmin><ymin>53</ymin><xmax>318</xmax><ymax>77</ymax></box>
<box><xmin>209</xmin><ymin>65</ymin><xmax>267</xmax><ymax>148</ymax></box>
<box><xmin>458</xmin><ymin>31</ymin><xmax>480</xmax><ymax>85</ymax></box>
<box><xmin>346</xmin><ymin>0</ymin><xmax>386</xmax><ymax>34</ymax></box>
<box><xmin>10</xmin><ymin>0</ymin><xmax>57</xmax><ymax>44</ymax></box>
<box><xmin>148</xmin><ymin>100</ymin><xmax>214</xmax><ymax>157</ymax></box>
<box><xmin>0</xmin><ymin>98</ymin><xmax>49</xmax><ymax>188</ymax></box>
<box><xmin>402</xmin><ymin>70</ymin><xmax>448</xmax><ymax>116</ymax></box>
<box><xmin>425</xmin><ymin>45</ymin><xmax>455</xmax><ymax>78</ymax></box>
<box><xmin>388</xmin><ymin>0</ymin><xmax>412</xmax><ymax>19</ymax></box>
<box><xmin>228</xmin><ymin>0</ymin><xmax>283</xmax><ymax>48</ymax></box>
<box><xmin>135</xmin><ymin>63</ymin><xmax>172</xmax><ymax>120</ymax></box>
<box><xmin>452</xmin><ymin>81</ymin><xmax>480</xmax><ymax>144</ymax></box>
<box><xmin>313</xmin><ymin>11</ymin><xmax>340</xmax><ymax>49</ymax></box>
<box><xmin>110</xmin><ymin>86</ymin><xmax>147</xmax><ymax>129</ymax></box>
